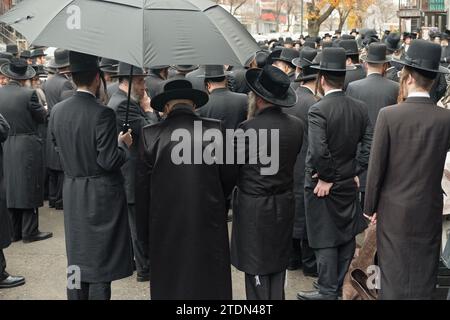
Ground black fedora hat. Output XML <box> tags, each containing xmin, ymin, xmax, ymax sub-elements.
<box><xmin>0</xmin><ymin>52</ymin><xmax>13</xmax><ymax>61</ymax></box>
<box><xmin>245</xmin><ymin>65</ymin><xmax>297</xmax><ymax>108</ymax></box>
<box><xmin>311</xmin><ymin>47</ymin><xmax>356</xmax><ymax>72</ymax></box>
<box><xmin>99</xmin><ymin>58</ymin><xmax>119</xmax><ymax>74</ymax></box>
<box><xmin>292</xmin><ymin>47</ymin><xmax>318</xmax><ymax>68</ymax></box>
<box><xmin>151</xmin><ymin>79</ymin><xmax>209</xmax><ymax>112</ymax></box>
<box><xmin>174</xmin><ymin>65</ymin><xmax>199</xmax><ymax>72</ymax></box>
<box><xmin>0</xmin><ymin>58</ymin><xmax>10</xmax><ymax>67</ymax></box>
<box><xmin>393</xmin><ymin>39</ymin><xmax>449</xmax><ymax>74</ymax></box>
<box><xmin>112</xmin><ymin>62</ymin><xmax>147</xmax><ymax>78</ymax></box>
<box><xmin>6</xmin><ymin>44</ymin><xmax>18</xmax><ymax>55</ymax></box>
<box><xmin>341</xmin><ymin>34</ymin><xmax>356</xmax><ymax>40</ymax></box>
<box><xmin>385</xmin><ymin>33</ymin><xmax>402</xmax><ymax>53</ymax></box>
<box><xmin>269</xmin><ymin>48</ymin><xmax>299</xmax><ymax>68</ymax></box>
<box><xmin>338</xmin><ymin>40</ymin><xmax>359</xmax><ymax>56</ymax></box>
<box><xmin>0</xmin><ymin>58</ymin><xmax>36</xmax><ymax>80</ymax></box>
<box><xmin>69</xmin><ymin>51</ymin><xmax>100</xmax><ymax>73</ymax></box>
<box><xmin>296</xmin><ymin>64</ymin><xmax>319</xmax><ymax>82</ymax></box>
<box><xmin>199</xmin><ymin>65</ymin><xmax>227</xmax><ymax>79</ymax></box>
<box><xmin>32</xmin><ymin>64</ymin><xmax>47</xmax><ymax>76</ymax></box>
<box><xmin>363</xmin><ymin>43</ymin><xmax>389</xmax><ymax>64</ymax></box>
<box><xmin>256</xmin><ymin>50</ymin><xmax>270</xmax><ymax>68</ymax></box>
<box><xmin>31</xmin><ymin>48</ymin><xmax>47</xmax><ymax>58</ymax></box>
<box><xmin>48</xmin><ymin>49</ymin><xmax>70</xmax><ymax>69</ymax></box>
<box><xmin>20</xmin><ymin>50</ymin><xmax>31</xmax><ymax>59</ymax></box>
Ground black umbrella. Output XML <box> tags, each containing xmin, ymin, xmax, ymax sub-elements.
<box><xmin>1</xmin><ymin>0</ymin><xmax>259</xmax><ymax>129</ymax></box>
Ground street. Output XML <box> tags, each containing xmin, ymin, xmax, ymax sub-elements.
<box><xmin>0</xmin><ymin>204</ymin><xmax>314</xmax><ymax>300</ymax></box>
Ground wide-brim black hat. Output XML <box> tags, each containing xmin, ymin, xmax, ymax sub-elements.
<box><xmin>50</xmin><ymin>49</ymin><xmax>70</xmax><ymax>69</ymax></box>
<box><xmin>99</xmin><ymin>58</ymin><xmax>119</xmax><ymax>74</ymax></box>
<box><xmin>295</xmin><ymin>64</ymin><xmax>320</xmax><ymax>82</ymax></box>
<box><xmin>31</xmin><ymin>48</ymin><xmax>47</xmax><ymax>58</ymax></box>
<box><xmin>197</xmin><ymin>65</ymin><xmax>228</xmax><ymax>79</ymax></box>
<box><xmin>173</xmin><ymin>65</ymin><xmax>199</xmax><ymax>72</ymax></box>
<box><xmin>111</xmin><ymin>62</ymin><xmax>147</xmax><ymax>78</ymax></box>
<box><xmin>292</xmin><ymin>47</ymin><xmax>318</xmax><ymax>68</ymax></box>
<box><xmin>70</xmin><ymin>52</ymin><xmax>100</xmax><ymax>73</ymax></box>
<box><xmin>311</xmin><ymin>47</ymin><xmax>356</xmax><ymax>72</ymax></box>
<box><xmin>245</xmin><ymin>65</ymin><xmax>297</xmax><ymax>108</ymax></box>
<box><xmin>363</xmin><ymin>43</ymin><xmax>389</xmax><ymax>64</ymax></box>
<box><xmin>392</xmin><ymin>39</ymin><xmax>450</xmax><ymax>74</ymax></box>
<box><xmin>151</xmin><ymin>79</ymin><xmax>208</xmax><ymax>112</ymax></box>
<box><xmin>385</xmin><ymin>33</ymin><xmax>402</xmax><ymax>52</ymax></box>
<box><xmin>0</xmin><ymin>58</ymin><xmax>36</xmax><ymax>80</ymax></box>
<box><xmin>20</xmin><ymin>50</ymin><xmax>32</xmax><ymax>59</ymax></box>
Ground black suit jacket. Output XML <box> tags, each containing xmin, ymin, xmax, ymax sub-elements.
<box><xmin>43</xmin><ymin>73</ymin><xmax>75</xmax><ymax>170</ymax></box>
<box><xmin>305</xmin><ymin>91</ymin><xmax>372</xmax><ymax>248</ymax></box>
<box><xmin>344</xmin><ymin>64</ymin><xmax>366</xmax><ymax>90</ymax></box>
<box><xmin>185</xmin><ymin>66</ymin><xmax>206</xmax><ymax>92</ymax></box>
<box><xmin>197</xmin><ymin>87</ymin><xmax>248</xmax><ymax>130</ymax></box>
<box><xmin>0</xmin><ymin>113</ymin><xmax>11</xmax><ymax>249</ymax></box>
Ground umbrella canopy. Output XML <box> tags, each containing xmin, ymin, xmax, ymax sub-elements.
<box><xmin>0</xmin><ymin>0</ymin><xmax>259</xmax><ymax>67</ymax></box>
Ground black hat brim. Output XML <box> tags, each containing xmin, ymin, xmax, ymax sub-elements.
<box><xmin>362</xmin><ymin>57</ymin><xmax>390</xmax><ymax>64</ymax></box>
<box><xmin>295</xmin><ymin>74</ymin><xmax>318</xmax><ymax>82</ymax></box>
<box><xmin>392</xmin><ymin>57</ymin><xmax>450</xmax><ymax>74</ymax></box>
<box><xmin>111</xmin><ymin>71</ymin><xmax>147</xmax><ymax>78</ymax></box>
<box><xmin>0</xmin><ymin>63</ymin><xmax>36</xmax><ymax>80</ymax></box>
<box><xmin>151</xmin><ymin>88</ymin><xmax>209</xmax><ymax>112</ymax></box>
<box><xmin>292</xmin><ymin>58</ymin><xmax>312</xmax><ymax>68</ymax></box>
<box><xmin>310</xmin><ymin>65</ymin><xmax>356</xmax><ymax>72</ymax></box>
<box><xmin>245</xmin><ymin>68</ymin><xmax>297</xmax><ymax>108</ymax></box>
<box><xmin>48</xmin><ymin>60</ymin><xmax>70</xmax><ymax>69</ymax></box>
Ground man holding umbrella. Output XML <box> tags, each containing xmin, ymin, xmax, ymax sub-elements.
<box><xmin>0</xmin><ymin>58</ymin><xmax>51</xmax><ymax>243</ymax></box>
<box><xmin>49</xmin><ymin>52</ymin><xmax>134</xmax><ymax>300</ymax></box>
<box><xmin>231</xmin><ymin>65</ymin><xmax>303</xmax><ymax>300</ymax></box>
<box><xmin>365</xmin><ymin>40</ymin><xmax>450</xmax><ymax>300</ymax></box>
<box><xmin>108</xmin><ymin>62</ymin><xmax>158</xmax><ymax>282</ymax></box>
<box><xmin>298</xmin><ymin>48</ymin><xmax>372</xmax><ymax>300</ymax></box>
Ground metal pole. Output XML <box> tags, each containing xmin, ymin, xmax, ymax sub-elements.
<box><xmin>123</xmin><ymin>65</ymin><xmax>134</xmax><ymax>133</ymax></box>
<box><xmin>300</xmin><ymin>0</ymin><xmax>304</xmax><ymax>35</ymax></box>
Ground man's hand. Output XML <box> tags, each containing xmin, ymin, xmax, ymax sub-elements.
<box><xmin>312</xmin><ymin>174</ymin><xmax>334</xmax><ymax>198</ymax></box>
<box><xmin>140</xmin><ymin>92</ymin><xmax>151</xmax><ymax>112</ymax></box>
<box><xmin>355</xmin><ymin>176</ymin><xmax>360</xmax><ymax>188</ymax></box>
<box><xmin>363</xmin><ymin>213</ymin><xmax>377</xmax><ymax>225</ymax></box>
<box><xmin>118</xmin><ymin>129</ymin><xmax>133</xmax><ymax>148</ymax></box>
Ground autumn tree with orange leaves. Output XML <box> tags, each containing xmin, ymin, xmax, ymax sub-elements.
<box><xmin>306</xmin><ymin>0</ymin><xmax>339</xmax><ymax>36</ymax></box>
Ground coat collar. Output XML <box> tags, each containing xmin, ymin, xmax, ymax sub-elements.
<box><xmin>298</xmin><ymin>85</ymin><xmax>315</xmax><ymax>96</ymax></box>
<box><xmin>256</xmin><ymin>105</ymin><xmax>282</xmax><ymax>116</ymax></box>
<box><xmin>74</xmin><ymin>90</ymin><xmax>96</xmax><ymax>100</ymax></box>
<box><xmin>167</xmin><ymin>104</ymin><xmax>198</xmax><ymax>119</ymax></box>
<box><xmin>403</xmin><ymin>96</ymin><xmax>435</xmax><ymax>105</ymax></box>
<box><xmin>322</xmin><ymin>90</ymin><xmax>345</xmax><ymax>100</ymax></box>
<box><xmin>210</xmin><ymin>87</ymin><xmax>229</xmax><ymax>95</ymax></box>
<box><xmin>6</xmin><ymin>80</ymin><xmax>22</xmax><ymax>87</ymax></box>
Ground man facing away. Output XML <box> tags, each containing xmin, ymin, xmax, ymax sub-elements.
<box><xmin>50</xmin><ymin>52</ymin><xmax>134</xmax><ymax>300</ymax></box>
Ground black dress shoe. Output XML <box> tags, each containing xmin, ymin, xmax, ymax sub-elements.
<box><xmin>303</xmin><ymin>270</ymin><xmax>319</xmax><ymax>277</ymax></box>
<box><xmin>297</xmin><ymin>290</ymin><xmax>337</xmax><ymax>300</ymax></box>
<box><xmin>23</xmin><ymin>231</ymin><xmax>53</xmax><ymax>243</ymax></box>
<box><xmin>49</xmin><ymin>201</ymin><xmax>55</xmax><ymax>208</ymax></box>
<box><xmin>287</xmin><ymin>259</ymin><xmax>302</xmax><ymax>271</ymax></box>
<box><xmin>11</xmin><ymin>235</ymin><xmax>22</xmax><ymax>242</ymax></box>
<box><xmin>311</xmin><ymin>281</ymin><xmax>342</xmax><ymax>297</ymax></box>
<box><xmin>137</xmin><ymin>272</ymin><xmax>150</xmax><ymax>282</ymax></box>
<box><xmin>0</xmin><ymin>272</ymin><xmax>25</xmax><ymax>289</ymax></box>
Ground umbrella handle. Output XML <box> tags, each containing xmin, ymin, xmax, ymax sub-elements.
<box><xmin>123</xmin><ymin>65</ymin><xmax>134</xmax><ymax>133</ymax></box>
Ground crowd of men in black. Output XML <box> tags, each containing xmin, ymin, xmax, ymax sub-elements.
<box><xmin>0</xmin><ymin>27</ymin><xmax>450</xmax><ymax>300</ymax></box>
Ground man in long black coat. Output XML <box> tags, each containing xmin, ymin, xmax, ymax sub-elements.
<box><xmin>347</xmin><ymin>43</ymin><xmax>399</xmax><ymax>210</ymax></box>
<box><xmin>384</xmin><ymin>33</ymin><xmax>403</xmax><ymax>83</ymax></box>
<box><xmin>298</xmin><ymin>48</ymin><xmax>372</xmax><ymax>300</ymax></box>
<box><xmin>0</xmin><ymin>113</ymin><xmax>25</xmax><ymax>289</ymax></box>
<box><xmin>231</xmin><ymin>66</ymin><xmax>303</xmax><ymax>300</ymax></box>
<box><xmin>43</xmin><ymin>49</ymin><xmax>75</xmax><ymax>210</ymax></box>
<box><xmin>108</xmin><ymin>62</ymin><xmax>159</xmax><ymax>282</ymax></box>
<box><xmin>285</xmin><ymin>50</ymin><xmax>320</xmax><ymax>275</ymax></box>
<box><xmin>365</xmin><ymin>40</ymin><xmax>450</xmax><ymax>300</ymax></box>
<box><xmin>139</xmin><ymin>79</ymin><xmax>236</xmax><ymax>300</ymax></box>
<box><xmin>50</xmin><ymin>52</ymin><xmax>133</xmax><ymax>300</ymax></box>
<box><xmin>197</xmin><ymin>65</ymin><xmax>248</xmax><ymax>130</ymax></box>
<box><xmin>0</xmin><ymin>58</ymin><xmax>52</xmax><ymax>243</ymax></box>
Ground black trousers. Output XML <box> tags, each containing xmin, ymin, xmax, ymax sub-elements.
<box><xmin>0</xmin><ymin>249</ymin><xmax>6</xmax><ymax>277</ymax></box>
<box><xmin>360</xmin><ymin>192</ymin><xmax>366</xmax><ymax>212</ymax></box>
<box><xmin>315</xmin><ymin>239</ymin><xmax>356</xmax><ymax>298</ymax></box>
<box><xmin>128</xmin><ymin>204</ymin><xmax>149</xmax><ymax>274</ymax></box>
<box><xmin>48</xmin><ymin>169</ymin><xmax>64</xmax><ymax>208</ymax></box>
<box><xmin>245</xmin><ymin>271</ymin><xmax>286</xmax><ymax>300</ymax></box>
<box><xmin>290</xmin><ymin>236</ymin><xmax>317</xmax><ymax>273</ymax></box>
<box><xmin>67</xmin><ymin>281</ymin><xmax>112</xmax><ymax>300</ymax></box>
<box><xmin>9</xmin><ymin>209</ymin><xmax>39</xmax><ymax>238</ymax></box>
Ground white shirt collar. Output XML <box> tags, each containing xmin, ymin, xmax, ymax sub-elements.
<box><xmin>77</xmin><ymin>89</ymin><xmax>96</xmax><ymax>98</ymax></box>
<box><xmin>324</xmin><ymin>89</ymin><xmax>343</xmax><ymax>96</ymax></box>
<box><xmin>408</xmin><ymin>92</ymin><xmax>430</xmax><ymax>98</ymax></box>
<box><xmin>367</xmin><ymin>71</ymin><xmax>382</xmax><ymax>76</ymax></box>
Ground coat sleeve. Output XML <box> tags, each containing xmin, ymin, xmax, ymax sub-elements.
<box><xmin>308</xmin><ymin>105</ymin><xmax>335</xmax><ymax>182</ymax></box>
<box><xmin>364</xmin><ymin>110</ymin><xmax>390</xmax><ymax>215</ymax></box>
<box><xmin>60</xmin><ymin>80</ymin><xmax>75</xmax><ymax>101</ymax></box>
<box><xmin>95</xmin><ymin>108</ymin><xmax>129</xmax><ymax>171</ymax></box>
<box><xmin>28</xmin><ymin>90</ymin><xmax>47</xmax><ymax>124</ymax></box>
<box><xmin>0</xmin><ymin>113</ymin><xmax>10</xmax><ymax>143</ymax></box>
<box><xmin>135</xmin><ymin>126</ymin><xmax>155</xmax><ymax>247</ymax></box>
<box><xmin>355</xmin><ymin>104</ymin><xmax>373</xmax><ymax>175</ymax></box>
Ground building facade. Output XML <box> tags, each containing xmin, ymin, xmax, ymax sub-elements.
<box><xmin>398</xmin><ymin>0</ymin><xmax>448</xmax><ymax>32</ymax></box>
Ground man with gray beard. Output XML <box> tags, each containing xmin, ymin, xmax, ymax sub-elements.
<box><xmin>108</xmin><ymin>62</ymin><xmax>159</xmax><ymax>282</ymax></box>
